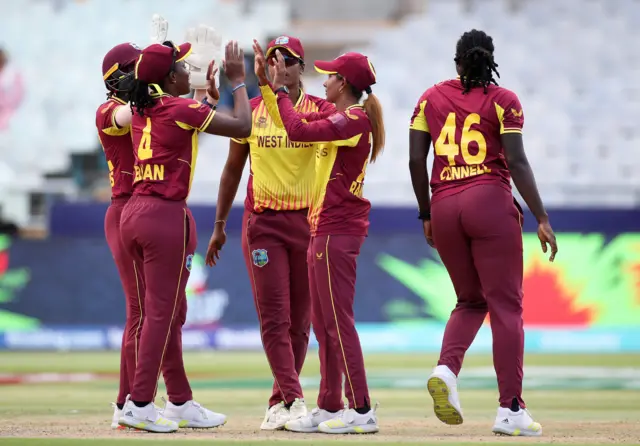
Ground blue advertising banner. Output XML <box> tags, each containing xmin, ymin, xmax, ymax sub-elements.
<box><xmin>1</xmin><ymin>206</ymin><xmax>639</xmax><ymax>351</ymax></box>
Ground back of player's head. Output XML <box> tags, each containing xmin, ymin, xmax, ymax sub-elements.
<box><xmin>129</xmin><ymin>41</ymin><xmax>191</xmax><ymax>116</ymax></box>
<box><xmin>102</xmin><ymin>43</ymin><xmax>142</xmax><ymax>99</ymax></box>
<box><xmin>315</xmin><ymin>53</ymin><xmax>385</xmax><ymax>162</ymax></box>
<box><xmin>454</xmin><ymin>29</ymin><xmax>500</xmax><ymax>94</ymax></box>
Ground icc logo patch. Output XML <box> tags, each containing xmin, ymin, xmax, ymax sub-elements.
<box><xmin>252</xmin><ymin>249</ymin><xmax>269</xmax><ymax>268</ymax></box>
<box><xmin>185</xmin><ymin>254</ymin><xmax>194</xmax><ymax>271</ymax></box>
<box><xmin>256</xmin><ymin>116</ymin><xmax>268</xmax><ymax>128</ymax></box>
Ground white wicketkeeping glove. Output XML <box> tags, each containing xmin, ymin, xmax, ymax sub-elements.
<box><xmin>150</xmin><ymin>14</ymin><xmax>169</xmax><ymax>44</ymax></box>
<box><xmin>184</xmin><ymin>24</ymin><xmax>222</xmax><ymax>90</ymax></box>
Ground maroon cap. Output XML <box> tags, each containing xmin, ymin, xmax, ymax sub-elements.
<box><xmin>266</xmin><ymin>35</ymin><xmax>304</xmax><ymax>60</ymax></box>
<box><xmin>102</xmin><ymin>43</ymin><xmax>142</xmax><ymax>80</ymax></box>
<box><xmin>314</xmin><ymin>52</ymin><xmax>377</xmax><ymax>93</ymax></box>
<box><xmin>134</xmin><ymin>42</ymin><xmax>192</xmax><ymax>84</ymax></box>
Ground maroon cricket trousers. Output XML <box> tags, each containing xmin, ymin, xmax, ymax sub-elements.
<box><xmin>431</xmin><ymin>183</ymin><xmax>526</xmax><ymax>408</ymax></box>
<box><xmin>119</xmin><ymin>195</ymin><xmax>195</xmax><ymax>404</ymax></box>
<box><xmin>242</xmin><ymin>209</ymin><xmax>311</xmax><ymax>407</ymax></box>
<box><xmin>308</xmin><ymin>234</ymin><xmax>370</xmax><ymax>411</ymax></box>
<box><xmin>104</xmin><ymin>196</ymin><xmax>144</xmax><ymax>405</ymax></box>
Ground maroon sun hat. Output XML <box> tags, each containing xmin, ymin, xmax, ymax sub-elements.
<box><xmin>265</xmin><ymin>35</ymin><xmax>304</xmax><ymax>61</ymax></box>
<box><xmin>134</xmin><ymin>42</ymin><xmax>192</xmax><ymax>84</ymax></box>
<box><xmin>314</xmin><ymin>52</ymin><xmax>377</xmax><ymax>93</ymax></box>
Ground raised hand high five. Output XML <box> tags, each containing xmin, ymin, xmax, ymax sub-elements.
<box><xmin>223</xmin><ymin>40</ymin><xmax>245</xmax><ymax>86</ymax></box>
<box><xmin>252</xmin><ymin>39</ymin><xmax>269</xmax><ymax>86</ymax></box>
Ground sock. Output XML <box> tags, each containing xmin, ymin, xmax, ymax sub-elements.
<box><xmin>132</xmin><ymin>400</ymin><xmax>151</xmax><ymax>408</ymax></box>
<box><xmin>354</xmin><ymin>404</ymin><xmax>371</xmax><ymax>415</ymax></box>
<box><xmin>510</xmin><ymin>397</ymin><xmax>520</xmax><ymax>412</ymax></box>
<box><xmin>284</xmin><ymin>400</ymin><xmax>294</xmax><ymax>410</ymax></box>
<box><xmin>116</xmin><ymin>403</ymin><xmax>124</xmax><ymax>410</ymax></box>
<box><xmin>171</xmin><ymin>401</ymin><xmax>186</xmax><ymax>406</ymax></box>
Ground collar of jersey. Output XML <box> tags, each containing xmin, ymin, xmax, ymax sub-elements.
<box><xmin>110</xmin><ymin>96</ymin><xmax>127</xmax><ymax>105</ymax></box>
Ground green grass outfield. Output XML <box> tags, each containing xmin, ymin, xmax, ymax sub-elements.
<box><xmin>0</xmin><ymin>351</ymin><xmax>639</xmax><ymax>445</ymax></box>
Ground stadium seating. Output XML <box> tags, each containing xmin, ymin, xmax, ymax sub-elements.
<box><xmin>1</xmin><ymin>0</ymin><xmax>639</xmax><ymax>226</ymax></box>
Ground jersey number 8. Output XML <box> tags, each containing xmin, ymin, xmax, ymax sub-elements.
<box><xmin>435</xmin><ymin>112</ymin><xmax>487</xmax><ymax>167</ymax></box>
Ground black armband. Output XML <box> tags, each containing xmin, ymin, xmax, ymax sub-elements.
<box><xmin>418</xmin><ymin>211</ymin><xmax>431</xmax><ymax>221</ymax></box>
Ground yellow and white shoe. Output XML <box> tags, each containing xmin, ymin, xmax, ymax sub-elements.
<box><xmin>492</xmin><ymin>406</ymin><xmax>542</xmax><ymax>436</ymax></box>
<box><xmin>317</xmin><ymin>404</ymin><xmax>379</xmax><ymax>434</ymax></box>
<box><xmin>288</xmin><ymin>398</ymin><xmax>308</xmax><ymax>421</ymax></box>
<box><xmin>118</xmin><ymin>398</ymin><xmax>178</xmax><ymax>433</ymax></box>
<box><xmin>427</xmin><ymin>365</ymin><xmax>464</xmax><ymax>425</ymax></box>
<box><xmin>260</xmin><ymin>402</ymin><xmax>290</xmax><ymax>430</ymax></box>
<box><xmin>160</xmin><ymin>398</ymin><xmax>227</xmax><ymax>428</ymax></box>
<box><xmin>285</xmin><ymin>407</ymin><xmax>342</xmax><ymax>433</ymax></box>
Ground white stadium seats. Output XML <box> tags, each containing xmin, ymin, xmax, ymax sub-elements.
<box><xmin>0</xmin><ymin>0</ymin><xmax>638</xmax><ymax>226</ymax></box>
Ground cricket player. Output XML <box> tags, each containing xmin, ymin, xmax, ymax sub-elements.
<box><xmin>205</xmin><ymin>36</ymin><xmax>335</xmax><ymax>430</ymax></box>
<box><xmin>408</xmin><ymin>29</ymin><xmax>558</xmax><ymax>436</ymax></box>
<box><xmin>98</xmin><ymin>41</ymin><xmax>144</xmax><ymax>430</ymax></box>
<box><xmin>101</xmin><ymin>15</ymin><xmax>224</xmax><ymax>430</ymax></box>
<box><xmin>265</xmin><ymin>50</ymin><xmax>384</xmax><ymax>434</ymax></box>
<box><xmin>117</xmin><ymin>40</ymin><xmax>251</xmax><ymax>433</ymax></box>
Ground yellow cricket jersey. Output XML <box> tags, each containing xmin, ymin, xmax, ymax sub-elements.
<box><xmin>233</xmin><ymin>85</ymin><xmax>334</xmax><ymax>212</ymax></box>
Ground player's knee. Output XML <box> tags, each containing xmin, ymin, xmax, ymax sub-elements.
<box><xmin>261</xmin><ymin>318</ymin><xmax>289</xmax><ymax>336</ymax></box>
<box><xmin>456</xmin><ymin>297</ymin><xmax>488</xmax><ymax>311</ymax></box>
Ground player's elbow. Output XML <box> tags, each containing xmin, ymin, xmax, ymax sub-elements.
<box><xmin>409</xmin><ymin>152</ymin><xmax>427</xmax><ymax>168</ymax></box>
<box><xmin>236</xmin><ymin>120</ymin><xmax>252</xmax><ymax>138</ymax></box>
<box><xmin>506</xmin><ymin>151</ymin><xmax>530</xmax><ymax>171</ymax></box>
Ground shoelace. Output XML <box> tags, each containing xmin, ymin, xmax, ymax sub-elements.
<box><xmin>191</xmin><ymin>400</ymin><xmax>209</xmax><ymax>419</ymax></box>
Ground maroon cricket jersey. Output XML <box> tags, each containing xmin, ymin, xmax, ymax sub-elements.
<box><xmin>275</xmin><ymin>91</ymin><xmax>373</xmax><ymax>237</ymax></box>
<box><xmin>410</xmin><ymin>78</ymin><xmax>524</xmax><ymax>203</ymax></box>
<box><xmin>96</xmin><ymin>97</ymin><xmax>135</xmax><ymax>199</ymax></box>
<box><xmin>130</xmin><ymin>95</ymin><xmax>215</xmax><ymax>201</ymax></box>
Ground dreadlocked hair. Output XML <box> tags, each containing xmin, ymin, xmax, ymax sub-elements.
<box><xmin>455</xmin><ymin>29</ymin><xmax>500</xmax><ymax>94</ymax></box>
<box><xmin>129</xmin><ymin>79</ymin><xmax>155</xmax><ymax>117</ymax></box>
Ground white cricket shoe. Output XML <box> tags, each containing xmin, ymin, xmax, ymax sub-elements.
<box><xmin>288</xmin><ymin>398</ymin><xmax>308</xmax><ymax>421</ymax></box>
<box><xmin>160</xmin><ymin>398</ymin><xmax>227</xmax><ymax>428</ymax></box>
<box><xmin>318</xmin><ymin>404</ymin><xmax>379</xmax><ymax>434</ymax></box>
<box><xmin>492</xmin><ymin>406</ymin><xmax>542</xmax><ymax>436</ymax></box>
<box><xmin>427</xmin><ymin>364</ymin><xmax>464</xmax><ymax>425</ymax></box>
<box><xmin>285</xmin><ymin>407</ymin><xmax>342</xmax><ymax>433</ymax></box>
<box><xmin>260</xmin><ymin>401</ymin><xmax>290</xmax><ymax>430</ymax></box>
<box><xmin>111</xmin><ymin>403</ymin><xmax>125</xmax><ymax>430</ymax></box>
<box><xmin>118</xmin><ymin>399</ymin><xmax>178</xmax><ymax>433</ymax></box>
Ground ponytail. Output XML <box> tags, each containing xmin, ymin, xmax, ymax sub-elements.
<box><xmin>363</xmin><ymin>93</ymin><xmax>385</xmax><ymax>163</ymax></box>
<box><xmin>346</xmin><ymin>80</ymin><xmax>385</xmax><ymax>163</ymax></box>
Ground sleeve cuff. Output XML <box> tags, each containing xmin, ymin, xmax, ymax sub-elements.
<box><xmin>198</xmin><ymin>109</ymin><xmax>216</xmax><ymax>132</ymax></box>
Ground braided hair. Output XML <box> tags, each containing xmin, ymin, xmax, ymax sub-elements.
<box><xmin>454</xmin><ymin>29</ymin><xmax>500</xmax><ymax>94</ymax></box>
<box><xmin>129</xmin><ymin>80</ymin><xmax>155</xmax><ymax>117</ymax></box>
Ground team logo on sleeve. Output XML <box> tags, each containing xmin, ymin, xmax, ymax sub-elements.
<box><xmin>185</xmin><ymin>254</ymin><xmax>194</xmax><ymax>271</ymax></box>
<box><xmin>511</xmin><ymin>108</ymin><xmax>523</xmax><ymax>117</ymax></box>
<box><xmin>252</xmin><ymin>249</ymin><xmax>269</xmax><ymax>268</ymax></box>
